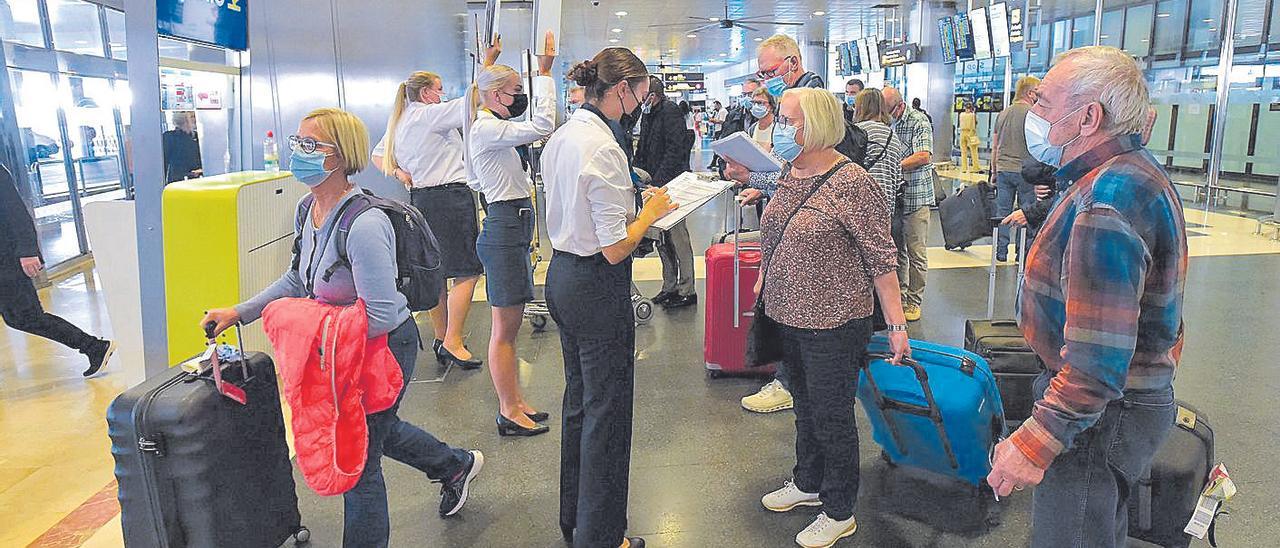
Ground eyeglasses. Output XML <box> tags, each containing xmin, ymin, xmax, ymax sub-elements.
<box><xmin>288</xmin><ymin>135</ymin><xmax>336</xmax><ymax>154</ymax></box>
<box><xmin>756</xmin><ymin>56</ymin><xmax>795</xmax><ymax>79</ymax></box>
<box><xmin>776</xmin><ymin>114</ymin><xmax>803</xmax><ymax>130</ymax></box>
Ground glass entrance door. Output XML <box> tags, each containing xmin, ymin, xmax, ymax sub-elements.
<box><xmin>10</xmin><ymin>69</ymin><xmax>82</xmax><ymax>266</ymax></box>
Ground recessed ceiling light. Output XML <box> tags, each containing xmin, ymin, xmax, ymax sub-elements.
<box><xmin>1157</xmin><ymin>13</ymin><xmax>1170</xmax><ymax>17</ymax></box>
<box><xmin>687</xmin><ymin>34</ymin><xmax>697</xmax><ymax>38</ymax></box>
<box><xmin>709</xmin><ymin>17</ymin><xmax>720</xmax><ymax>22</ymax></box>
<box><xmin>813</xmin><ymin>11</ymin><xmax>826</xmax><ymax>16</ymax></box>
<box><xmin>1203</xmin><ymin>18</ymin><xmax>1213</xmax><ymax>23</ymax></box>
<box><xmin>611</xmin><ymin>28</ymin><xmax>622</xmax><ymax>33</ymax></box>
<box><xmin>1208</xmin><ymin>27</ymin><xmax>1217</xmax><ymax>31</ymax></box>
<box><xmin>754</xmin><ymin>37</ymin><xmax>763</xmax><ymax>41</ymax></box>
<box><xmin>609</xmin><ymin>38</ymin><xmax>620</xmax><ymax>43</ymax></box>
<box><xmin>615</xmin><ymin>11</ymin><xmax>628</xmax><ymax>16</ymax></box>
<box><xmin>1100</xmin><ymin>34</ymin><xmax>1110</xmax><ymax>39</ymax></box>
<box><xmin>719</xmin><ymin>52</ymin><xmax>727</xmax><ymax>56</ymax></box>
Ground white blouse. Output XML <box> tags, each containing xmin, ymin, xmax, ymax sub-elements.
<box><xmin>466</xmin><ymin>75</ymin><xmax>557</xmax><ymax>202</ymax></box>
<box><xmin>541</xmin><ymin>108</ymin><xmax>635</xmax><ymax>257</ymax></box>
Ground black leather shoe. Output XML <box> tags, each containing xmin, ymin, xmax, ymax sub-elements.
<box><xmin>662</xmin><ymin>294</ymin><xmax>698</xmax><ymax>309</ymax></box>
<box><xmin>497</xmin><ymin>414</ymin><xmax>549</xmax><ymax>437</ymax></box>
<box><xmin>651</xmin><ymin>291</ymin><xmax>676</xmax><ymax>305</ymax></box>
<box><xmin>625</xmin><ymin>538</ymin><xmax>645</xmax><ymax>548</ymax></box>
<box><xmin>432</xmin><ymin>339</ymin><xmax>443</xmax><ymax>355</ymax></box>
<box><xmin>526</xmin><ymin>411</ymin><xmax>550</xmax><ymax>422</ymax></box>
<box><xmin>437</xmin><ymin>346</ymin><xmax>483</xmax><ymax>370</ymax></box>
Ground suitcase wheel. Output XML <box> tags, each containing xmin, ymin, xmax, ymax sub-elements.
<box><xmin>707</xmin><ymin>369</ymin><xmax>724</xmax><ymax>379</ymax></box>
<box><xmin>294</xmin><ymin>526</ymin><xmax>311</xmax><ymax>544</ymax></box>
<box><xmin>633</xmin><ymin>298</ymin><xmax>654</xmax><ymax>324</ymax></box>
<box><xmin>529</xmin><ymin>314</ymin><xmax>548</xmax><ymax>331</ymax></box>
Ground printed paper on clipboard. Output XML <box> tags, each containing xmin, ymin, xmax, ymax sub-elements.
<box><xmin>711</xmin><ymin>131</ymin><xmax>783</xmax><ymax>173</ymax></box>
<box><xmin>531</xmin><ymin>0</ymin><xmax>561</xmax><ymax>55</ymax></box>
<box><xmin>649</xmin><ymin>173</ymin><xmax>734</xmax><ymax>232</ymax></box>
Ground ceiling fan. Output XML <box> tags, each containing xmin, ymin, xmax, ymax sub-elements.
<box><xmin>647</xmin><ymin>4</ymin><xmax>806</xmax><ymax>33</ymax></box>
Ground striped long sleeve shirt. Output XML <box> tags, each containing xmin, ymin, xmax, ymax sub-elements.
<box><xmin>1009</xmin><ymin>134</ymin><xmax>1189</xmax><ymax>469</ymax></box>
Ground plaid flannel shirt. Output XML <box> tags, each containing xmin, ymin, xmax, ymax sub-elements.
<box><xmin>1010</xmin><ymin>134</ymin><xmax>1189</xmax><ymax>469</ymax></box>
<box><xmin>892</xmin><ymin>108</ymin><xmax>935</xmax><ymax>213</ymax></box>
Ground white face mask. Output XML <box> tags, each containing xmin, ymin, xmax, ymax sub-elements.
<box><xmin>1024</xmin><ymin>104</ymin><xmax>1088</xmax><ymax>167</ymax></box>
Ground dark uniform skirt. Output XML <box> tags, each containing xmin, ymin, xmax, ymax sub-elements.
<box><xmin>475</xmin><ymin>197</ymin><xmax>535</xmax><ymax>308</ymax></box>
<box><xmin>410</xmin><ymin>184</ymin><xmax>484</xmax><ymax>280</ymax></box>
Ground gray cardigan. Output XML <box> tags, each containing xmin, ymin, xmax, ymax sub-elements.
<box><xmin>235</xmin><ymin>187</ymin><xmax>409</xmax><ymax>337</ymax></box>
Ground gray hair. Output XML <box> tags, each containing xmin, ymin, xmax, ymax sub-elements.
<box><xmin>1053</xmin><ymin>46</ymin><xmax>1149</xmax><ymax>135</ymax></box>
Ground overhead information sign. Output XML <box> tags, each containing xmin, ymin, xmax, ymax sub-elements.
<box><xmin>970</xmin><ymin>7</ymin><xmax>992</xmax><ymax>60</ymax></box>
<box><xmin>157</xmin><ymin>0</ymin><xmax>248</xmax><ymax>51</ymax></box>
<box><xmin>990</xmin><ymin>3</ymin><xmax>1011</xmax><ymax>57</ymax></box>
<box><xmin>880</xmin><ymin>43</ymin><xmax>920</xmax><ymax>67</ymax></box>
<box><xmin>938</xmin><ymin>17</ymin><xmax>958</xmax><ymax>64</ymax></box>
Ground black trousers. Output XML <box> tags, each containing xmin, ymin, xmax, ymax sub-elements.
<box><xmin>546</xmin><ymin>250</ymin><xmax>635</xmax><ymax>548</ymax></box>
<box><xmin>0</xmin><ymin>265</ymin><xmax>95</xmax><ymax>352</ymax></box>
<box><xmin>779</xmin><ymin>316</ymin><xmax>873</xmax><ymax>521</ymax></box>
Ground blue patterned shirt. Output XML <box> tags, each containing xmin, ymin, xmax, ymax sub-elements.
<box><xmin>892</xmin><ymin>108</ymin><xmax>935</xmax><ymax>213</ymax></box>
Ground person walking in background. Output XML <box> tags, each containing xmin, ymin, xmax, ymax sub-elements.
<box><xmin>843</xmin><ymin>78</ymin><xmax>864</xmax><ymax>124</ymax></box>
<box><xmin>372</xmin><ymin>63</ymin><xmax>496</xmax><ymax>372</ymax></box>
<box><xmin>162</xmin><ymin>111</ymin><xmax>202</xmax><ymax>183</ymax></box>
<box><xmin>751</xmin><ymin>88</ymin><xmax>909</xmax><ymax>548</ymax></box>
<box><xmin>0</xmin><ymin>164</ymin><xmax>115</xmax><ymax>377</ymax></box>
<box><xmin>201</xmin><ymin>108</ymin><xmax>482</xmax><ymax>547</ymax></box>
<box><xmin>958</xmin><ymin>103</ymin><xmax>981</xmax><ymax>173</ymax></box>
<box><xmin>986</xmin><ymin>46</ymin><xmax>1188</xmax><ymax>548</ymax></box>
<box><xmin>882</xmin><ymin>86</ymin><xmax>934</xmax><ymax>323</ymax></box>
<box><xmin>912</xmin><ymin>97</ymin><xmax>933</xmax><ymax>124</ymax></box>
<box><xmin>465</xmin><ymin>33</ymin><xmax>558</xmax><ymax>437</ymax></box>
<box><xmin>543</xmin><ymin>47</ymin><xmax>676</xmax><ymax>548</ymax></box>
<box><xmin>990</xmin><ymin>76</ymin><xmax>1041</xmax><ymax>262</ymax></box>
<box><xmin>634</xmin><ymin>76</ymin><xmax>697</xmax><ymax>309</ymax></box>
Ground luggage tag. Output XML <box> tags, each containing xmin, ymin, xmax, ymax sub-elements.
<box><xmin>202</xmin><ymin>322</ymin><xmax>248</xmax><ymax>405</ymax></box>
<box><xmin>1184</xmin><ymin>463</ymin><xmax>1237</xmax><ymax>540</ymax></box>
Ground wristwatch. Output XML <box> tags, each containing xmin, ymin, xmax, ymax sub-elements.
<box><xmin>887</xmin><ymin>323</ymin><xmax>909</xmax><ymax>333</ymax></box>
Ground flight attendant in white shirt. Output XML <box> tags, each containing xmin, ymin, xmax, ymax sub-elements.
<box><xmin>372</xmin><ymin>59</ymin><xmax>496</xmax><ymax>372</ymax></box>
<box><xmin>542</xmin><ymin>47</ymin><xmax>676</xmax><ymax>548</ymax></box>
<box><xmin>466</xmin><ymin>33</ymin><xmax>558</xmax><ymax>437</ymax></box>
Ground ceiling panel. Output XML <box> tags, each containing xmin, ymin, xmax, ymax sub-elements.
<box><xmin>547</xmin><ymin>0</ymin><xmax>908</xmax><ymax>69</ymax></box>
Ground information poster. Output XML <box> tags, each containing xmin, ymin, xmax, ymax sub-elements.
<box><xmin>954</xmin><ymin>13</ymin><xmax>975</xmax><ymax>60</ymax></box>
<box><xmin>990</xmin><ymin>3</ymin><xmax>1011</xmax><ymax>57</ymax></box>
<box><xmin>970</xmin><ymin>7</ymin><xmax>992</xmax><ymax>60</ymax></box>
<box><xmin>938</xmin><ymin>17</ymin><xmax>958</xmax><ymax>64</ymax></box>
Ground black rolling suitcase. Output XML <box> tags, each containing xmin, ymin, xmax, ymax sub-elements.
<box><xmin>939</xmin><ymin>182</ymin><xmax>995</xmax><ymax>250</ymax></box>
<box><xmin>1129</xmin><ymin>402</ymin><xmax>1218</xmax><ymax>548</ymax></box>
<box><xmin>107</xmin><ymin>329</ymin><xmax>308</xmax><ymax>548</ymax></box>
<box><xmin>964</xmin><ymin>226</ymin><xmax>1044</xmax><ymax>424</ymax></box>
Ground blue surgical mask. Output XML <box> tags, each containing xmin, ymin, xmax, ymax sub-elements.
<box><xmin>845</xmin><ymin>95</ymin><xmax>857</xmax><ymax>107</ymax></box>
<box><xmin>764</xmin><ymin>76</ymin><xmax>788</xmax><ymax>97</ymax></box>
<box><xmin>772</xmin><ymin>123</ymin><xmax>803</xmax><ymax>162</ymax></box>
<box><xmin>289</xmin><ymin>149</ymin><xmax>336</xmax><ymax>186</ymax></box>
<box><xmin>750</xmin><ymin>104</ymin><xmax>769</xmax><ymax>118</ymax></box>
<box><xmin>1024</xmin><ymin>104</ymin><xmax>1088</xmax><ymax>168</ymax></box>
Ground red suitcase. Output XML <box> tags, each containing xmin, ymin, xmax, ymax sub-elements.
<box><xmin>704</xmin><ymin>215</ymin><xmax>775</xmax><ymax>377</ymax></box>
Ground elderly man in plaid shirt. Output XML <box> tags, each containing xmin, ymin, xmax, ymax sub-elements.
<box><xmin>986</xmin><ymin>46</ymin><xmax>1188</xmax><ymax>548</ymax></box>
<box><xmin>882</xmin><ymin>87</ymin><xmax>933</xmax><ymax>322</ymax></box>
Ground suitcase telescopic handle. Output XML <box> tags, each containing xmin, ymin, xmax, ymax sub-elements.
<box><xmin>732</xmin><ymin>195</ymin><xmax>748</xmax><ymax>328</ymax></box>
<box><xmin>862</xmin><ymin>353</ymin><xmax>961</xmax><ymax>471</ymax></box>
<box><xmin>201</xmin><ymin>321</ymin><xmax>250</xmax><ymax>381</ymax></box>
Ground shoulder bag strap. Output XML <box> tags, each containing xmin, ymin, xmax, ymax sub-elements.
<box><xmin>761</xmin><ymin>159</ymin><xmax>852</xmax><ymax>282</ymax></box>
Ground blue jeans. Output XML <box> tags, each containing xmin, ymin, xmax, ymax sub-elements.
<box><xmin>343</xmin><ymin>319</ymin><xmax>470</xmax><ymax>548</ymax></box>
<box><xmin>780</xmin><ymin>317</ymin><xmax>872</xmax><ymax>521</ymax></box>
<box><xmin>1029</xmin><ymin>373</ymin><xmax>1177</xmax><ymax>548</ymax></box>
<box><xmin>995</xmin><ymin>171</ymin><xmax>1038</xmax><ymax>258</ymax></box>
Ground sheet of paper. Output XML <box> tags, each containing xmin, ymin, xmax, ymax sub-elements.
<box><xmin>650</xmin><ymin>172</ymin><xmax>734</xmax><ymax>232</ymax></box>
<box><xmin>710</xmin><ymin>131</ymin><xmax>783</xmax><ymax>173</ymax></box>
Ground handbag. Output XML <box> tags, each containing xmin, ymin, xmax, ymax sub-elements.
<box><xmin>744</xmin><ymin>159</ymin><xmax>851</xmax><ymax>368</ymax></box>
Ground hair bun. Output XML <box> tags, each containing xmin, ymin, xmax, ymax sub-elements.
<box><xmin>568</xmin><ymin>60</ymin><xmax>600</xmax><ymax>86</ymax></box>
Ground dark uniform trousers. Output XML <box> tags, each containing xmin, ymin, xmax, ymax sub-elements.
<box><xmin>546</xmin><ymin>250</ymin><xmax>636</xmax><ymax>548</ymax></box>
<box><xmin>0</xmin><ymin>262</ymin><xmax>95</xmax><ymax>352</ymax></box>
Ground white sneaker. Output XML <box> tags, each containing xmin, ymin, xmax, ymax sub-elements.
<box><xmin>762</xmin><ymin>479</ymin><xmax>821</xmax><ymax>512</ymax></box>
<box><xmin>795</xmin><ymin>512</ymin><xmax>857</xmax><ymax>548</ymax></box>
<box><xmin>741</xmin><ymin>379</ymin><xmax>793</xmax><ymax>413</ymax></box>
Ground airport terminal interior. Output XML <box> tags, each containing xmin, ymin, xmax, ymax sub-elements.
<box><xmin>1</xmin><ymin>0</ymin><xmax>1278</xmax><ymax>546</ymax></box>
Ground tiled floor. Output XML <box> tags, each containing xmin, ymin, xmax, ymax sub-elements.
<box><xmin>3</xmin><ymin>185</ymin><xmax>1279</xmax><ymax>546</ymax></box>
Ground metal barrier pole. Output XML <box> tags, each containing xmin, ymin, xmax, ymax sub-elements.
<box><xmin>1206</xmin><ymin>0</ymin><xmax>1239</xmax><ymax>200</ymax></box>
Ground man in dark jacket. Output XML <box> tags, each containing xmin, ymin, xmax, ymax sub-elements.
<box><xmin>161</xmin><ymin>111</ymin><xmax>202</xmax><ymax>184</ymax></box>
<box><xmin>634</xmin><ymin>76</ymin><xmax>697</xmax><ymax>309</ymax></box>
<box><xmin>0</xmin><ymin>164</ymin><xmax>115</xmax><ymax>376</ymax></box>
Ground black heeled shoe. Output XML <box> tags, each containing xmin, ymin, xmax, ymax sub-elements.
<box><xmin>436</xmin><ymin>345</ymin><xmax>483</xmax><ymax>370</ymax></box>
<box><xmin>432</xmin><ymin>339</ymin><xmax>443</xmax><ymax>355</ymax></box>
<box><xmin>526</xmin><ymin>411</ymin><xmax>550</xmax><ymax>422</ymax></box>
<box><xmin>496</xmin><ymin>414</ymin><xmax>549</xmax><ymax>437</ymax></box>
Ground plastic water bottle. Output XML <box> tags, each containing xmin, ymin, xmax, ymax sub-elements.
<box><xmin>263</xmin><ymin>131</ymin><xmax>279</xmax><ymax>172</ymax></box>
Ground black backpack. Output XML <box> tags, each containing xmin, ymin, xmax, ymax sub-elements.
<box><xmin>836</xmin><ymin>120</ymin><xmax>870</xmax><ymax>169</ymax></box>
<box><xmin>292</xmin><ymin>189</ymin><xmax>444</xmax><ymax>312</ymax></box>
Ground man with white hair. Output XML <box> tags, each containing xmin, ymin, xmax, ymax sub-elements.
<box><xmin>881</xmin><ymin>86</ymin><xmax>933</xmax><ymax>322</ymax></box>
<box><xmin>986</xmin><ymin>46</ymin><xmax>1189</xmax><ymax>547</ymax></box>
